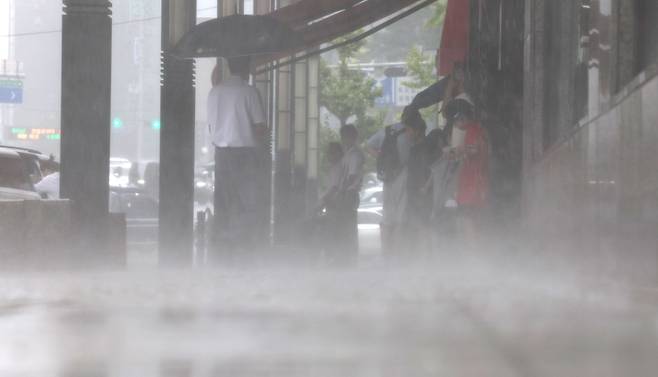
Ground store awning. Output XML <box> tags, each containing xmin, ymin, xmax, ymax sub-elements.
<box><xmin>438</xmin><ymin>0</ymin><xmax>470</xmax><ymax>76</ymax></box>
<box><xmin>269</xmin><ymin>0</ymin><xmax>364</xmax><ymax>29</ymax></box>
<box><xmin>255</xmin><ymin>0</ymin><xmax>430</xmax><ymax>67</ymax></box>
<box><xmin>286</xmin><ymin>0</ymin><xmax>419</xmax><ymax>48</ymax></box>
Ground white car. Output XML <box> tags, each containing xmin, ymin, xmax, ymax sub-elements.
<box><xmin>358</xmin><ymin>206</ymin><xmax>382</xmax><ymax>255</ymax></box>
<box><xmin>0</xmin><ymin>147</ymin><xmax>41</xmax><ymax>200</ymax></box>
<box><xmin>110</xmin><ymin>157</ymin><xmax>132</xmax><ymax>188</ymax></box>
<box><xmin>360</xmin><ymin>185</ymin><xmax>383</xmax><ymax>207</ymax></box>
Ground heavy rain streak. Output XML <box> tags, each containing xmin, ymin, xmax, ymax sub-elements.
<box><xmin>0</xmin><ymin>0</ymin><xmax>657</xmax><ymax>376</ymax></box>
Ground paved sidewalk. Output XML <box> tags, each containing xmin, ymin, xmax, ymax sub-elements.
<box><xmin>0</xmin><ymin>260</ymin><xmax>656</xmax><ymax>376</ymax></box>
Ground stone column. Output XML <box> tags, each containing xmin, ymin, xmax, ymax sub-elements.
<box><xmin>522</xmin><ymin>0</ymin><xmax>546</xmax><ymax>169</ymax></box>
<box><xmin>271</xmin><ymin>0</ymin><xmax>301</xmax><ymax>245</ymax></box>
<box><xmin>291</xmin><ymin>56</ymin><xmax>308</xmax><ymax>216</ymax></box>
<box><xmin>273</xmin><ymin>60</ymin><xmax>293</xmax><ymax>244</ymax></box>
<box><xmin>159</xmin><ymin>0</ymin><xmax>196</xmax><ymax>266</ymax></box>
<box><xmin>305</xmin><ymin>55</ymin><xmax>320</xmax><ymax>213</ymax></box>
<box><xmin>253</xmin><ymin>0</ymin><xmax>274</xmax><ymax>246</ymax></box>
<box><xmin>60</xmin><ymin>0</ymin><xmax>112</xmax><ymax>257</ymax></box>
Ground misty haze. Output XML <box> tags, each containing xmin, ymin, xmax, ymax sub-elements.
<box><xmin>0</xmin><ymin>0</ymin><xmax>657</xmax><ymax>376</ymax></box>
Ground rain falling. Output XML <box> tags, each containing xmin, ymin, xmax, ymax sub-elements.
<box><xmin>0</xmin><ymin>0</ymin><xmax>657</xmax><ymax>376</ymax></box>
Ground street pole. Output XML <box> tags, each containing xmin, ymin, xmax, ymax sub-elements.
<box><xmin>60</xmin><ymin>0</ymin><xmax>112</xmax><ymax>260</ymax></box>
<box><xmin>159</xmin><ymin>0</ymin><xmax>196</xmax><ymax>266</ymax></box>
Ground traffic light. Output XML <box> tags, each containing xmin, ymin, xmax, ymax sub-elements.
<box><xmin>112</xmin><ymin>117</ymin><xmax>123</xmax><ymax>129</ymax></box>
<box><xmin>151</xmin><ymin>119</ymin><xmax>161</xmax><ymax>130</ymax></box>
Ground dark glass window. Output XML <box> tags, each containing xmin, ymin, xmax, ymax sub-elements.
<box><xmin>616</xmin><ymin>0</ymin><xmax>658</xmax><ymax>91</ymax></box>
<box><xmin>637</xmin><ymin>0</ymin><xmax>658</xmax><ymax>72</ymax></box>
<box><xmin>542</xmin><ymin>0</ymin><xmax>563</xmax><ymax>148</ymax></box>
<box><xmin>574</xmin><ymin>0</ymin><xmax>590</xmax><ymax>122</ymax></box>
<box><xmin>0</xmin><ymin>155</ymin><xmax>33</xmax><ymax>191</ymax></box>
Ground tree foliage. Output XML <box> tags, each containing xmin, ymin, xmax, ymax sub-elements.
<box><xmin>404</xmin><ymin>46</ymin><xmax>436</xmax><ymax>90</ymax></box>
<box><xmin>319</xmin><ymin>36</ymin><xmax>382</xmax><ymax>127</ymax></box>
<box><xmin>426</xmin><ymin>0</ymin><xmax>448</xmax><ymax>29</ymax></box>
<box><xmin>360</xmin><ymin>5</ymin><xmax>440</xmax><ymax>63</ymax></box>
<box><xmin>318</xmin><ymin>124</ymin><xmax>340</xmax><ymax>190</ymax></box>
<box><xmin>404</xmin><ymin>46</ymin><xmax>439</xmax><ymax>125</ymax></box>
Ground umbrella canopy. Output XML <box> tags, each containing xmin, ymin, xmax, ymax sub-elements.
<box><xmin>171</xmin><ymin>14</ymin><xmax>303</xmax><ymax>59</ymax></box>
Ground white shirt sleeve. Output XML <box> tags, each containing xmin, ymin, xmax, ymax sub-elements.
<box><xmin>343</xmin><ymin>149</ymin><xmax>365</xmax><ymax>192</ymax></box>
<box><xmin>248</xmin><ymin>88</ymin><xmax>266</xmax><ymax>126</ymax></box>
<box><xmin>347</xmin><ymin>150</ymin><xmax>364</xmax><ymax>177</ymax></box>
<box><xmin>328</xmin><ymin>164</ymin><xmax>343</xmax><ymax>190</ymax></box>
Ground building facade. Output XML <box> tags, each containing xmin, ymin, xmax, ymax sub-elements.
<box><xmin>516</xmin><ymin>0</ymin><xmax>658</xmax><ymax>282</ymax></box>
<box><xmin>461</xmin><ymin>0</ymin><xmax>658</xmax><ymax>283</ymax></box>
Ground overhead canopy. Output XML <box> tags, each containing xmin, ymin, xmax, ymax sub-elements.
<box><xmin>171</xmin><ymin>15</ymin><xmax>303</xmax><ymax>58</ymax></box>
<box><xmin>270</xmin><ymin>0</ymin><xmax>365</xmax><ymax>29</ymax></box>
<box><xmin>255</xmin><ymin>0</ymin><xmax>432</xmax><ymax>67</ymax></box>
<box><xmin>294</xmin><ymin>0</ymin><xmax>420</xmax><ymax>49</ymax></box>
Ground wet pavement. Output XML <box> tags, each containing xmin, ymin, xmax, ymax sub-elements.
<box><xmin>0</xmin><ymin>258</ymin><xmax>657</xmax><ymax>376</ymax></box>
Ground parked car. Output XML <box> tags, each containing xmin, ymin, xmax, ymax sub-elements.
<box><xmin>358</xmin><ymin>206</ymin><xmax>382</xmax><ymax>255</ymax></box>
<box><xmin>110</xmin><ymin>187</ymin><xmax>159</xmax><ymax>251</ymax></box>
<box><xmin>110</xmin><ymin>158</ymin><xmax>132</xmax><ymax>188</ymax></box>
<box><xmin>0</xmin><ymin>144</ymin><xmax>57</xmax><ymax>183</ymax></box>
<box><xmin>0</xmin><ymin>147</ymin><xmax>41</xmax><ymax>200</ymax></box>
<box><xmin>195</xmin><ymin>162</ymin><xmax>214</xmax><ymax>205</ymax></box>
<box><xmin>362</xmin><ymin>172</ymin><xmax>381</xmax><ymax>190</ymax></box>
<box><xmin>360</xmin><ymin>185</ymin><xmax>383</xmax><ymax>208</ymax></box>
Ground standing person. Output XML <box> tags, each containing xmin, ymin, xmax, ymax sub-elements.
<box><xmin>338</xmin><ymin>124</ymin><xmax>365</xmax><ymax>265</ymax></box>
<box><xmin>318</xmin><ymin>142</ymin><xmax>345</xmax><ymax>213</ymax></box>
<box><xmin>310</xmin><ymin>142</ymin><xmax>344</xmax><ymax>262</ymax></box>
<box><xmin>207</xmin><ymin>56</ymin><xmax>267</xmax><ymax>262</ymax></box>
<box><xmin>366</xmin><ymin>109</ymin><xmax>409</xmax><ymax>257</ymax></box>
<box><xmin>424</xmin><ymin>129</ymin><xmax>459</xmax><ymax>254</ymax></box>
<box><xmin>451</xmin><ymin>101</ymin><xmax>489</xmax><ymax>247</ymax></box>
<box><xmin>404</xmin><ymin>115</ymin><xmax>431</xmax><ymax>257</ymax></box>
<box><xmin>366</xmin><ymin>108</ymin><xmax>420</xmax><ymax>258</ymax></box>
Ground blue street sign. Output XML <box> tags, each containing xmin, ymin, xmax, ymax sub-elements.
<box><xmin>0</xmin><ymin>79</ymin><xmax>23</xmax><ymax>104</ymax></box>
<box><xmin>375</xmin><ymin>77</ymin><xmax>395</xmax><ymax>106</ymax></box>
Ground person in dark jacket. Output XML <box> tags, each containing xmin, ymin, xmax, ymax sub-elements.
<box><xmin>404</xmin><ymin>114</ymin><xmax>431</xmax><ymax>256</ymax></box>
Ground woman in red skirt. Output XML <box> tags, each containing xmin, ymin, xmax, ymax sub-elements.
<box><xmin>450</xmin><ymin>100</ymin><xmax>489</xmax><ymax>247</ymax></box>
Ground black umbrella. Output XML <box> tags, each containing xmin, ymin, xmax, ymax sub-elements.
<box><xmin>171</xmin><ymin>14</ymin><xmax>303</xmax><ymax>59</ymax></box>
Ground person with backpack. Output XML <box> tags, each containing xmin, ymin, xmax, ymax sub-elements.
<box><xmin>366</xmin><ymin>107</ymin><xmax>422</xmax><ymax>258</ymax></box>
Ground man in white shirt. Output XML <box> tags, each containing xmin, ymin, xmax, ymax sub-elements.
<box><xmin>337</xmin><ymin>124</ymin><xmax>364</xmax><ymax>264</ymax></box>
<box><xmin>207</xmin><ymin>56</ymin><xmax>267</xmax><ymax>260</ymax></box>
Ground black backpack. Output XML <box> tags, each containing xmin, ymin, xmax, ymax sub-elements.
<box><xmin>376</xmin><ymin>125</ymin><xmax>405</xmax><ymax>183</ymax></box>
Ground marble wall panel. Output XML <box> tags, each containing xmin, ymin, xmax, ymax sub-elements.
<box><xmin>524</xmin><ymin>72</ymin><xmax>658</xmax><ymax>284</ymax></box>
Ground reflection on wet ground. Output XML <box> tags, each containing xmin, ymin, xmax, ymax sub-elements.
<box><xmin>0</xmin><ymin>257</ymin><xmax>657</xmax><ymax>376</ymax></box>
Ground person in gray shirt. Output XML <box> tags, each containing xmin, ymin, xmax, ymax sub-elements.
<box><xmin>366</xmin><ymin>108</ymin><xmax>421</xmax><ymax>258</ymax></box>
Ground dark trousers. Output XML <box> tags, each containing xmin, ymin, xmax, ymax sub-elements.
<box><xmin>334</xmin><ymin>190</ymin><xmax>359</xmax><ymax>265</ymax></box>
<box><xmin>213</xmin><ymin>147</ymin><xmax>263</xmax><ymax>260</ymax></box>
